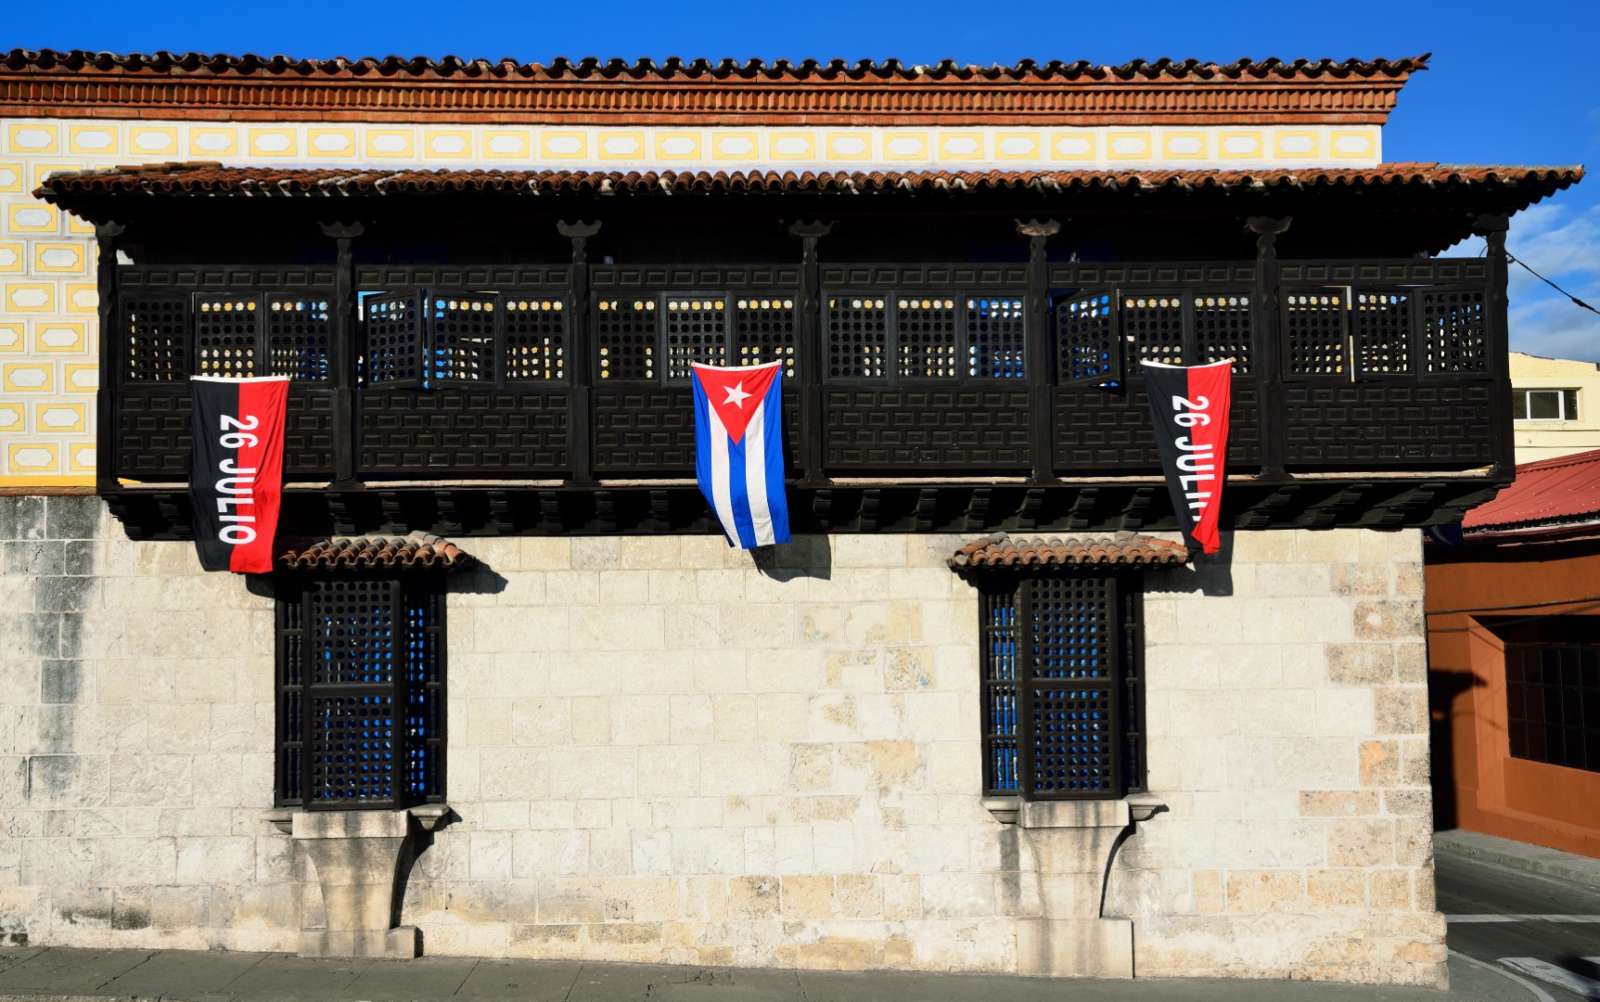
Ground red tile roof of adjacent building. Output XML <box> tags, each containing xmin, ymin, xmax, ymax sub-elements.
<box><xmin>0</xmin><ymin>49</ymin><xmax>1429</xmax><ymax>126</ymax></box>
<box><xmin>1463</xmin><ymin>448</ymin><xmax>1600</xmax><ymax>536</ymax></box>
<box><xmin>34</xmin><ymin>162</ymin><xmax>1586</xmax><ymax>205</ymax></box>
<box><xmin>949</xmin><ymin>532</ymin><xmax>1190</xmax><ymax>572</ymax></box>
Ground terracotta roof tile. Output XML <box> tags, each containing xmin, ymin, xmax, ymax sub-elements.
<box><xmin>1462</xmin><ymin>448</ymin><xmax>1600</xmax><ymax>536</ymax></box>
<box><xmin>35</xmin><ymin>162</ymin><xmax>1586</xmax><ymax>204</ymax></box>
<box><xmin>278</xmin><ymin>533</ymin><xmax>474</xmax><ymax>573</ymax></box>
<box><xmin>1</xmin><ymin>50</ymin><xmax>1430</xmax><ymax>82</ymax></box>
<box><xmin>949</xmin><ymin>532</ymin><xmax>1190</xmax><ymax>572</ymax></box>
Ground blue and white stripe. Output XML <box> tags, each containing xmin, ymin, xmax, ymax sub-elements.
<box><xmin>693</xmin><ymin>372</ymin><xmax>790</xmax><ymax>548</ymax></box>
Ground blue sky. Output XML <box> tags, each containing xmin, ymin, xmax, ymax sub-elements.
<box><xmin>12</xmin><ymin>0</ymin><xmax>1600</xmax><ymax>359</ymax></box>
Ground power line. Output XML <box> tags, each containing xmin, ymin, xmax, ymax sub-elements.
<box><xmin>1505</xmin><ymin>252</ymin><xmax>1600</xmax><ymax>317</ymax></box>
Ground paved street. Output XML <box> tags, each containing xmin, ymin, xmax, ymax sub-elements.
<box><xmin>1437</xmin><ymin>840</ymin><xmax>1600</xmax><ymax>1001</ymax></box>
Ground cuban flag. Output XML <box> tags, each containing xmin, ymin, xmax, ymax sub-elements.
<box><xmin>691</xmin><ymin>360</ymin><xmax>791</xmax><ymax>548</ymax></box>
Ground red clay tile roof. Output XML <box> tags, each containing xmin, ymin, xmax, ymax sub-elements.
<box><xmin>1463</xmin><ymin>449</ymin><xmax>1600</xmax><ymax>536</ymax></box>
<box><xmin>35</xmin><ymin>162</ymin><xmax>1586</xmax><ymax>205</ymax></box>
<box><xmin>949</xmin><ymin>532</ymin><xmax>1190</xmax><ymax>572</ymax></box>
<box><xmin>278</xmin><ymin>534</ymin><xmax>474</xmax><ymax>573</ymax></box>
<box><xmin>1</xmin><ymin>50</ymin><xmax>1430</xmax><ymax>81</ymax></box>
<box><xmin>0</xmin><ymin>50</ymin><xmax>1428</xmax><ymax>126</ymax></box>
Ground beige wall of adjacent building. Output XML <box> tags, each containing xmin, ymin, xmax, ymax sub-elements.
<box><xmin>1510</xmin><ymin>351</ymin><xmax>1600</xmax><ymax>463</ymax></box>
<box><xmin>0</xmin><ymin>497</ymin><xmax>1442</xmax><ymax>986</ymax></box>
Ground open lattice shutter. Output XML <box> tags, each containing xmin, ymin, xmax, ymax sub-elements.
<box><xmin>362</xmin><ymin>291</ymin><xmax>424</xmax><ymax>388</ymax></box>
<box><xmin>425</xmin><ymin>291</ymin><xmax>499</xmax><ymax>386</ymax></box>
<box><xmin>1054</xmin><ymin>290</ymin><xmax>1121</xmax><ymax>386</ymax></box>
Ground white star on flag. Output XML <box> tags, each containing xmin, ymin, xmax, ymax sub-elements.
<box><xmin>722</xmin><ymin>381</ymin><xmax>752</xmax><ymax>409</ymax></box>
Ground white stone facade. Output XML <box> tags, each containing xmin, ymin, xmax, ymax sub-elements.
<box><xmin>0</xmin><ymin>497</ymin><xmax>1442</xmax><ymax>985</ymax></box>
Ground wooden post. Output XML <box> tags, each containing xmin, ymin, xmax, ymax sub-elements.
<box><xmin>321</xmin><ymin>221</ymin><xmax>363</xmax><ymax>487</ymax></box>
<box><xmin>1017</xmin><ymin>218</ymin><xmax>1059</xmax><ymax>484</ymax></box>
<box><xmin>93</xmin><ymin>221</ymin><xmax>125</xmax><ymax>496</ymax></box>
<box><xmin>788</xmin><ymin>220</ymin><xmax>833</xmax><ymax>486</ymax></box>
<box><xmin>1247</xmin><ymin>216</ymin><xmax>1292</xmax><ymax>480</ymax></box>
<box><xmin>559</xmin><ymin>220</ymin><xmax>602</xmax><ymax>487</ymax></box>
<box><xmin>1474</xmin><ymin>213</ymin><xmax>1513</xmax><ymax>477</ymax></box>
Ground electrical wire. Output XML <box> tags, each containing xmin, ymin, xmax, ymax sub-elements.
<box><xmin>1505</xmin><ymin>252</ymin><xmax>1600</xmax><ymax>317</ymax></box>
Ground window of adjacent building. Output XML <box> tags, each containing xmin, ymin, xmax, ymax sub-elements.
<box><xmin>979</xmin><ymin>573</ymin><xmax>1145</xmax><ymax>800</ymax></box>
<box><xmin>1512</xmin><ymin>388</ymin><xmax>1580</xmax><ymax>421</ymax></box>
<box><xmin>1498</xmin><ymin>617</ymin><xmax>1600</xmax><ymax>774</ymax></box>
<box><xmin>275</xmin><ymin>576</ymin><xmax>447</xmax><ymax>810</ymax></box>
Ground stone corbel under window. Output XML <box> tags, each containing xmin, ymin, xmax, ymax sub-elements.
<box><xmin>261</xmin><ymin>805</ymin><xmax>451</xmax><ymax>960</ymax></box>
<box><xmin>982</xmin><ymin>794</ymin><xmax>1167</xmax><ymax>979</ymax></box>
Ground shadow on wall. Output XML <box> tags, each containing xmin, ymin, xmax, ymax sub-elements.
<box><xmin>750</xmin><ymin>534</ymin><xmax>833</xmax><ymax>583</ymax></box>
<box><xmin>1428</xmin><ymin>665</ymin><xmax>1488</xmax><ymax>832</ymax></box>
<box><xmin>1142</xmin><ymin>530</ymin><xmax>1235</xmax><ymax>598</ymax></box>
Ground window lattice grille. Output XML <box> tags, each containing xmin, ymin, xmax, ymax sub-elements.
<box><xmin>503</xmin><ymin>298</ymin><xmax>567</xmax><ymax>381</ymax></box>
<box><xmin>122</xmin><ymin>296</ymin><xmax>189</xmax><ymax>382</ymax></box>
<box><xmin>733</xmin><ymin>296</ymin><xmax>798</xmax><ymax>377</ymax></box>
<box><xmin>194</xmin><ymin>295</ymin><xmax>260</xmax><ymax>377</ymax></box>
<box><xmin>276</xmin><ymin>589</ymin><xmax>305</xmax><ymax>805</ymax></box>
<box><xmin>826</xmin><ymin>295</ymin><xmax>888</xmax><ymax>379</ymax></box>
<box><xmin>309</xmin><ymin>579</ymin><xmax>397</xmax><ymax>687</ymax></box>
<box><xmin>967</xmin><ymin>296</ymin><xmax>1026</xmax><ymax>379</ymax></box>
<box><xmin>1422</xmin><ymin>289</ymin><xmax>1487</xmax><ymax>373</ymax></box>
<box><xmin>266</xmin><ymin>295</ymin><xmax>332</xmax><ymax>381</ymax></box>
<box><xmin>428</xmin><ymin>295</ymin><xmax>496</xmax><ymax>383</ymax></box>
<box><xmin>1056</xmin><ymin>292</ymin><xmax>1117</xmax><ymax>384</ymax></box>
<box><xmin>1353</xmin><ymin>291</ymin><xmax>1412</xmax><ymax>376</ymax></box>
<box><xmin>896</xmin><ymin>297</ymin><xmax>959</xmax><ymax>378</ymax></box>
<box><xmin>1500</xmin><ymin>618</ymin><xmax>1600</xmax><ymax>774</ymax></box>
<box><xmin>1123</xmin><ymin>295</ymin><xmax>1184</xmax><ymax>367</ymax></box>
<box><xmin>364</xmin><ymin>295</ymin><xmax>422</xmax><ymax>384</ymax></box>
<box><xmin>1285</xmin><ymin>290</ymin><xmax>1349</xmax><ymax>376</ymax></box>
<box><xmin>404</xmin><ymin>592</ymin><xmax>444</xmax><ymax>801</ymax></box>
<box><xmin>1193</xmin><ymin>294</ymin><xmax>1252</xmax><ymax>373</ymax></box>
<box><xmin>309</xmin><ymin>694</ymin><xmax>396</xmax><ymax>804</ymax></box>
<box><xmin>596</xmin><ymin>297</ymin><xmax>657</xmax><ymax>381</ymax></box>
<box><xmin>981</xmin><ymin>589</ymin><xmax>1020</xmax><ymax>793</ymax></box>
<box><xmin>664</xmin><ymin>296</ymin><xmax>729</xmax><ymax>380</ymax></box>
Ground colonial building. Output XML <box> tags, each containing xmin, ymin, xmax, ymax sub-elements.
<box><xmin>0</xmin><ymin>49</ymin><xmax>1584</xmax><ymax>985</ymax></box>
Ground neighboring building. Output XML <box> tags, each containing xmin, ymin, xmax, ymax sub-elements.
<box><xmin>1426</xmin><ymin>448</ymin><xmax>1600</xmax><ymax>859</ymax></box>
<box><xmin>0</xmin><ymin>48</ymin><xmax>1584</xmax><ymax>986</ymax></box>
<box><xmin>1509</xmin><ymin>351</ymin><xmax>1600</xmax><ymax>463</ymax></box>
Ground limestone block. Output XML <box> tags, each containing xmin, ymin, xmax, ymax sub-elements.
<box><xmin>1015</xmin><ymin>917</ymin><xmax>1133</xmax><ymax>978</ymax></box>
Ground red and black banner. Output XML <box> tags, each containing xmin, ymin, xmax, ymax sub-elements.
<box><xmin>189</xmin><ymin>376</ymin><xmax>290</xmax><ymax>573</ymax></box>
<box><xmin>1141</xmin><ymin>360</ymin><xmax>1233</xmax><ymax>555</ymax></box>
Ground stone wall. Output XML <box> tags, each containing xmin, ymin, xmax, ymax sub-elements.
<box><xmin>0</xmin><ymin>496</ymin><xmax>1442</xmax><ymax>985</ymax></box>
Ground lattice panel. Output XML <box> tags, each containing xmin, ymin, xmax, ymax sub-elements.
<box><xmin>194</xmin><ymin>295</ymin><xmax>260</xmax><ymax>377</ymax></box>
<box><xmin>1285</xmin><ymin>290</ymin><xmax>1348</xmax><ymax>376</ymax></box>
<box><xmin>967</xmin><ymin>296</ymin><xmax>1026</xmax><ymax>379</ymax></box>
<box><xmin>1123</xmin><ymin>294</ymin><xmax>1184</xmax><ymax>367</ymax></box>
<box><xmin>428</xmin><ymin>294</ymin><xmax>496</xmax><ymax>383</ymax></box>
<box><xmin>277</xmin><ymin>587</ymin><xmax>305</xmax><ymax>806</ymax></box>
<box><xmin>1352</xmin><ymin>291</ymin><xmax>1412</xmax><ymax>376</ymax></box>
<box><xmin>733</xmin><ymin>295</ymin><xmax>798</xmax><ymax>376</ymax></box>
<box><xmin>404</xmin><ymin>591</ymin><xmax>444</xmax><ymax>803</ymax></box>
<box><xmin>1029</xmin><ymin>576</ymin><xmax>1114</xmax><ymax>681</ymax></box>
<box><xmin>1422</xmin><ymin>290</ymin><xmax>1487</xmax><ymax>373</ymax></box>
<box><xmin>308</xmin><ymin>695</ymin><xmax>395</xmax><ymax>804</ymax></box>
<box><xmin>827</xmin><ymin>295</ymin><xmax>888</xmax><ymax>379</ymax></box>
<box><xmin>1052</xmin><ymin>384</ymin><xmax>1261</xmax><ymax>473</ymax></box>
<box><xmin>1284</xmin><ymin>382</ymin><xmax>1494</xmax><ymax>467</ymax></box>
<box><xmin>823</xmin><ymin>388</ymin><xmax>1030</xmax><ymax>470</ymax></box>
<box><xmin>1028</xmin><ymin>686</ymin><xmax>1116</xmax><ymax>796</ymax></box>
<box><xmin>1193</xmin><ymin>294</ymin><xmax>1253</xmax><ymax>373</ymax></box>
<box><xmin>1056</xmin><ymin>292</ymin><xmax>1118</xmax><ymax>384</ymax></box>
<box><xmin>359</xmin><ymin>389</ymin><xmax>569</xmax><ymax>474</ymax></box>
<box><xmin>282</xmin><ymin>386</ymin><xmax>337</xmax><ymax>476</ymax></box>
<box><xmin>896</xmin><ymin>297</ymin><xmax>959</xmax><ymax>378</ymax></box>
<box><xmin>592</xmin><ymin>386</ymin><xmax>697</xmax><ymax>472</ymax></box>
<box><xmin>665</xmin><ymin>296</ymin><xmax>729</xmax><ymax>380</ymax></box>
<box><xmin>122</xmin><ymin>296</ymin><xmax>189</xmax><ymax>382</ymax></box>
<box><xmin>364</xmin><ymin>294</ymin><xmax>422</xmax><ymax>385</ymax></box>
<box><xmin>981</xmin><ymin>589</ymin><xmax>1020</xmax><ymax>795</ymax></box>
<box><xmin>267</xmin><ymin>295</ymin><xmax>332</xmax><ymax>381</ymax></box>
<box><xmin>308</xmin><ymin>579</ymin><xmax>399</xmax><ymax>686</ymax></box>
<box><xmin>504</xmin><ymin>297</ymin><xmax>567</xmax><ymax>381</ymax></box>
<box><xmin>115</xmin><ymin>387</ymin><xmax>191</xmax><ymax>478</ymax></box>
<box><xmin>596</xmin><ymin>297</ymin><xmax>658</xmax><ymax>381</ymax></box>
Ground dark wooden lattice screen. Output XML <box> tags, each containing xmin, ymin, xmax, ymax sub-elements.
<box><xmin>1422</xmin><ymin>289</ymin><xmax>1487</xmax><ymax>373</ymax></box>
<box><xmin>503</xmin><ymin>297</ymin><xmax>567</xmax><ymax>381</ymax></box>
<box><xmin>122</xmin><ymin>295</ymin><xmax>189</xmax><ymax>381</ymax></box>
<box><xmin>1193</xmin><ymin>294</ymin><xmax>1253</xmax><ymax>373</ymax></box>
<box><xmin>275</xmin><ymin>576</ymin><xmax>447</xmax><ymax>810</ymax></box>
<box><xmin>364</xmin><ymin>293</ymin><xmax>424</xmax><ymax>386</ymax></box>
<box><xmin>733</xmin><ymin>296</ymin><xmax>798</xmax><ymax>375</ymax></box>
<box><xmin>1498</xmin><ymin>617</ymin><xmax>1600</xmax><ymax>774</ymax></box>
<box><xmin>966</xmin><ymin>296</ymin><xmax>1027</xmax><ymax>379</ymax></box>
<box><xmin>897</xmin><ymin>297</ymin><xmax>959</xmax><ymax>378</ymax></box>
<box><xmin>664</xmin><ymin>295</ymin><xmax>729</xmax><ymax>379</ymax></box>
<box><xmin>980</xmin><ymin>572</ymin><xmax>1141</xmax><ymax>800</ymax></box>
<box><xmin>193</xmin><ymin>294</ymin><xmax>260</xmax><ymax>377</ymax></box>
<box><xmin>1284</xmin><ymin>289</ymin><xmax>1350</xmax><ymax>376</ymax></box>
<box><xmin>596</xmin><ymin>297</ymin><xmax>658</xmax><ymax>381</ymax></box>
<box><xmin>1055</xmin><ymin>292</ymin><xmax>1119</xmax><ymax>385</ymax></box>
<box><xmin>267</xmin><ymin>294</ymin><xmax>332</xmax><ymax>381</ymax></box>
<box><xmin>826</xmin><ymin>295</ymin><xmax>889</xmax><ymax>379</ymax></box>
<box><xmin>1123</xmin><ymin>294</ymin><xmax>1185</xmax><ymax>367</ymax></box>
<box><xmin>1352</xmin><ymin>291</ymin><xmax>1412</xmax><ymax>376</ymax></box>
<box><xmin>427</xmin><ymin>293</ymin><xmax>497</xmax><ymax>384</ymax></box>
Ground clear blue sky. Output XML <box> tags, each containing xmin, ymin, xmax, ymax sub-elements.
<box><xmin>12</xmin><ymin>0</ymin><xmax>1600</xmax><ymax>359</ymax></box>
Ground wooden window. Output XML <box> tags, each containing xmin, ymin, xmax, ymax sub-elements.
<box><xmin>980</xmin><ymin>572</ymin><xmax>1144</xmax><ymax>799</ymax></box>
<box><xmin>1498</xmin><ymin>617</ymin><xmax>1600</xmax><ymax>774</ymax></box>
<box><xmin>275</xmin><ymin>576</ymin><xmax>447</xmax><ymax>810</ymax></box>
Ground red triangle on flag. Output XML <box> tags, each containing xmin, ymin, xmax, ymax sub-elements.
<box><xmin>692</xmin><ymin>362</ymin><xmax>781</xmax><ymax>444</ymax></box>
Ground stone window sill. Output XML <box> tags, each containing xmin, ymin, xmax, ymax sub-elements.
<box><xmin>260</xmin><ymin>804</ymin><xmax>452</xmax><ymax>836</ymax></box>
<box><xmin>983</xmin><ymin>794</ymin><xmax>1166</xmax><ymax>828</ymax></box>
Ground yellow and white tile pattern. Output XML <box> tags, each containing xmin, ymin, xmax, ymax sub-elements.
<box><xmin>0</xmin><ymin>116</ymin><xmax>1383</xmax><ymax>486</ymax></box>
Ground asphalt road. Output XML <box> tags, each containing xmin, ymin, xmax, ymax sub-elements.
<box><xmin>1438</xmin><ymin>849</ymin><xmax>1600</xmax><ymax>1001</ymax></box>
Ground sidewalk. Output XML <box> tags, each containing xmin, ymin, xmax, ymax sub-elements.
<box><xmin>1435</xmin><ymin>828</ymin><xmax>1600</xmax><ymax>892</ymax></box>
<box><xmin>0</xmin><ymin>947</ymin><xmax>1475</xmax><ymax>1002</ymax></box>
